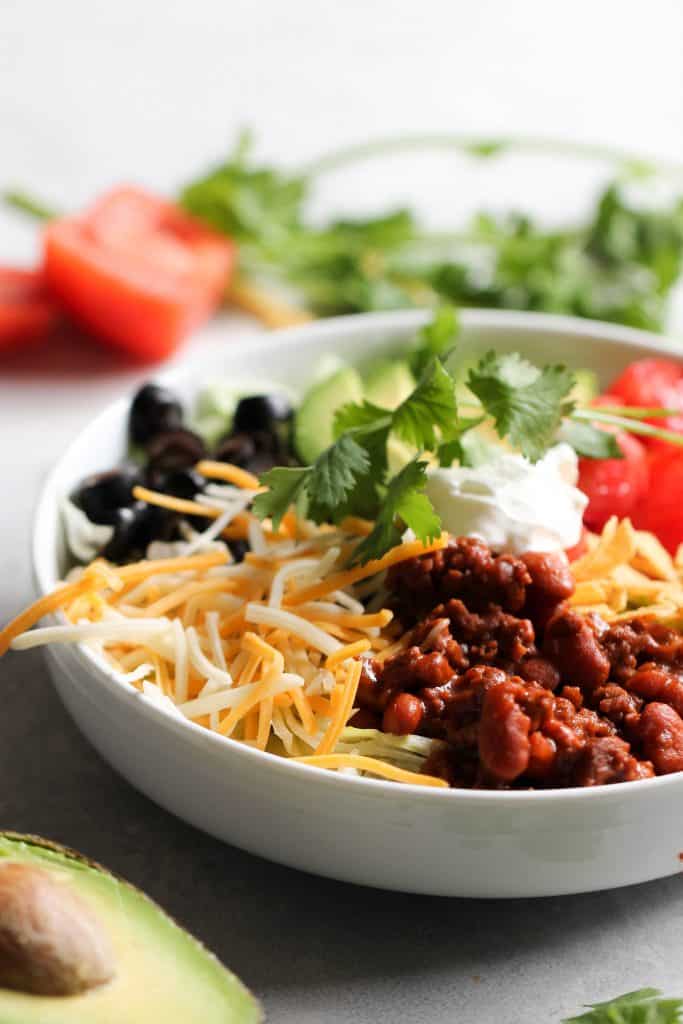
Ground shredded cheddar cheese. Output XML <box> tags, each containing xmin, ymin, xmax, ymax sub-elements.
<box><xmin>325</xmin><ymin>638</ymin><xmax>372</xmax><ymax>668</ymax></box>
<box><xmin>293</xmin><ymin>754</ymin><xmax>448</xmax><ymax>788</ymax></box>
<box><xmin>286</xmin><ymin>534</ymin><xmax>449</xmax><ymax>606</ymax></box>
<box><xmin>195</xmin><ymin>460</ymin><xmax>262</xmax><ymax>491</ymax></box>
<box><xmin>2</xmin><ymin>508</ymin><xmax>456</xmax><ymax>788</ymax></box>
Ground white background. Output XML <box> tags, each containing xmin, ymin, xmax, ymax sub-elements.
<box><xmin>4</xmin><ymin>0</ymin><xmax>683</xmax><ymax>258</ymax></box>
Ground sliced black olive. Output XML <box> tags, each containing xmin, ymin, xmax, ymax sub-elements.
<box><xmin>71</xmin><ymin>467</ymin><xmax>141</xmax><ymax>526</ymax></box>
<box><xmin>213</xmin><ymin>430</ymin><xmax>280</xmax><ymax>475</ymax></box>
<box><xmin>101</xmin><ymin>503</ymin><xmax>179</xmax><ymax>564</ymax></box>
<box><xmin>129</xmin><ymin>384</ymin><xmax>183</xmax><ymax>446</ymax></box>
<box><xmin>143</xmin><ymin>467</ymin><xmax>208</xmax><ymax>531</ymax></box>
<box><xmin>233</xmin><ymin>394</ymin><xmax>293</xmax><ymax>436</ymax></box>
<box><xmin>146</xmin><ymin>429</ymin><xmax>207</xmax><ymax>474</ymax></box>
<box><xmin>144</xmin><ymin>467</ymin><xmax>205</xmax><ymax>500</ymax></box>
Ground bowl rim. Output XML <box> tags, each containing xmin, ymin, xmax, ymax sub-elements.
<box><xmin>31</xmin><ymin>306</ymin><xmax>683</xmax><ymax>807</ymax></box>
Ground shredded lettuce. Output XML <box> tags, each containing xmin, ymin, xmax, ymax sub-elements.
<box><xmin>336</xmin><ymin>726</ymin><xmax>445</xmax><ymax>773</ymax></box>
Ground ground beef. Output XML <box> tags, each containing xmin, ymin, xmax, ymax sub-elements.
<box><xmin>356</xmin><ymin>536</ymin><xmax>682</xmax><ymax>789</ymax></box>
<box><xmin>386</xmin><ymin>537</ymin><xmax>532</xmax><ymax>624</ymax></box>
<box><xmin>601</xmin><ymin>620</ymin><xmax>683</xmax><ymax>683</ymax></box>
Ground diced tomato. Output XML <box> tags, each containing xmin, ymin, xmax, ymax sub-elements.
<box><xmin>609</xmin><ymin>358</ymin><xmax>683</xmax><ymax>441</ymax></box>
<box><xmin>43</xmin><ymin>186</ymin><xmax>236</xmax><ymax>362</ymax></box>
<box><xmin>610</xmin><ymin>359</ymin><xmax>681</xmax><ymax>406</ymax></box>
<box><xmin>0</xmin><ymin>268</ymin><xmax>58</xmax><ymax>351</ymax></box>
<box><xmin>578</xmin><ymin>429</ymin><xmax>649</xmax><ymax>531</ymax></box>
<box><xmin>631</xmin><ymin>448</ymin><xmax>683</xmax><ymax>554</ymax></box>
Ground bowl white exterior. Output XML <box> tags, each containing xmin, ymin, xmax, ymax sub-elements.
<box><xmin>32</xmin><ymin>309</ymin><xmax>683</xmax><ymax>897</ymax></box>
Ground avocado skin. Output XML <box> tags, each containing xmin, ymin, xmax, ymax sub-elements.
<box><xmin>0</xmin><ymin>833</ymin><xmax>262</xmax><ymax>1024</ymax></box>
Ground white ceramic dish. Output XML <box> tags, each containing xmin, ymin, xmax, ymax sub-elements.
<box><xmin>32</xmin><ymin>309</ymin><xmax>683</xmax><ymax>898</ymax></box>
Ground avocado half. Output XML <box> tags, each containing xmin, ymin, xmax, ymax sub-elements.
<box><xmin>0</xmin><ymin>833</ymin><xmax>261</xmax><ymax>1024</ymax></box>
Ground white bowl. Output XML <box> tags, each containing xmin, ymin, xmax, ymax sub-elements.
<box><xmin>32</xmin><ymin>309</ymin><xmax>683</xmax><ymax>898</ymax></box>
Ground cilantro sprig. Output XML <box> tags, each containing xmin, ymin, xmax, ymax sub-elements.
<box><xmin>173</xmin><ymin>132</ymin><xmax>683</xmax><ymax>332</ymax></box>
<box><xmin>253</xmin><ymin>308</ymin><xmax>682</xmax><ymax>564</ymax></box>
<box><xmin>467</xmin><ymin>352</ymin><xmax>575</xmax><ymax>462</ymax></box>
<box><xmin>562</xmin><ymin>988</ymin><xmax>683</xmax><ymax>1024</ymax></box>
<box><xmin>8</xmin><ymin>133</ymin><xmax>683</xmax><ymax>332</ymax></box>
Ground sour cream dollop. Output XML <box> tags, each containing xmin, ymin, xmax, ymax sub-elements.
<box><xmin>424</xmin><ymin>443</ymin><xmax>587</xmax><ymax>554</ymax></box>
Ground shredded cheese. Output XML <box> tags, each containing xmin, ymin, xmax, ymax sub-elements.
<box><xmin>10</xmin><ymin>618</ymin><xmax>172</xmax><ymax>651</ymax></box>
<box><xmin>285</xmin><ymin>534</ymin><xmax>449</xmax><ymax>606</ymax></box>
<box><xmin>315</xmin><ymin>660</ymin><xmax>363</xmax><ymax>755</ymax></box>
<box><xmin>293</xmin><ymin>754</ymin><xmax>449</xmax><ymax>788</ymax></box>
<box><xmin>4</xmin><ymin>512</ymin><xmax>455</xmax><ymax>791</ymax></box>
<box><xmin>195</xmin><ymin>460</ymin><xmax>262</xmax><ymax>491</ymax></box>
<box><xmin>0</xmin><ymin>562</ymin><xmax>121</xmax><ymax>656</ymax></box>
<box><xmin>244</xmin><ymin>603</ymin><xmax>341</xmax><ymax>655</ymax></box>
<box><xmin>325</xmin><ymin>638</ymin><xmax>372</xmax><ymax>668</ymax></box>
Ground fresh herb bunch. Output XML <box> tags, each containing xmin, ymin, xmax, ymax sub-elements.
<box><xmin>562</xmin><ymin>988</ymin><xmax>683</xmax><ymax>1024</ymax></box>
<box><xmin>180</xmin><ymin>133</ymin><xmax>683</xmax><ymax>330</ymax></box>
<box><xmin>253</xmin><ymin>308</ymin><xmax>682</xmax><ymax>564</ymax></box>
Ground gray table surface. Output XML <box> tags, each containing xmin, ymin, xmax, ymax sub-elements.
<box><xmin>1</xmin><ymin>334</ymin><xmax>682</xmax><ymax>1024</ymax></box>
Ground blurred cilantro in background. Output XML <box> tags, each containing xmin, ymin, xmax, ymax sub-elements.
<box><xmin>180</xmin><ymin>132</ymin><xmax>683</xmax><ymax>332</ymax></box>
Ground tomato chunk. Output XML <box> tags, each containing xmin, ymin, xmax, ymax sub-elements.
<box><xmin>609</xmin><ymin>358</ymin><xmax>683</xmax><ymax>440</ymax></box>
<box><xmin>631</xmin><ymin>448</ymin><xmax>683</xmax><ymax>554</ymax></box>
<box><xmin>577</xmin><ymin>410</ymin><xmax>649</xmax><ymax>531</ymax></box>
<box><xmin>43</xmin><ymin>187</ymin><xmax>235</xmax><ymax>362</ymax></box>
<box><xmin>0</xmin><ymin>268</ymin><xmax>58</xmax><ymax>351</ymax></box>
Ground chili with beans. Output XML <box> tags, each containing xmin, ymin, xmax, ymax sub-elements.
<box><xmin>352</xmin><ymin>539</ymin><xmax>683</xmax><ymax>789</ymax></box>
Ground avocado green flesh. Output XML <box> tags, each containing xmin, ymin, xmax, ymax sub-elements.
<box><xmin>0</xmin><ymin>836</ymin><xmax>260</xmax><ymax>1024</ymax></box>
<box><xmin>363</xmin><ymin>359</ymin><xmax>416</xmax><ymax>409</ymax></box>
<box><xmin>294</xmin><ymin>366</ymin><xmax>363</xmax><ymax>462</ymax></box>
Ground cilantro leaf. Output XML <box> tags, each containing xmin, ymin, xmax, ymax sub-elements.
<box><xmin>467</xmin><ymin>351</ymin><xmax>575</xmax><ymax>461</ymax></box>
<box><xmin>562</xmin><ymin>988</ymin><xmax>683</xmax><ymax>1024</ymax></box>
<box><xmin>252</xmin><ymin>467</ymin><xmax>308</xmax><ymax>530</ymax></box>
<box><xmin>180</xmin><ymin>130</ymin><xmax>306</xmax><ymax>245</ymax></box>
<box><xmin>561</xmin><ymin>420</ymin><xmax>623</xmax><ymax>459</ymax></box>
<box><xmin>392</xmin><ymin>357</ymin><xmax>458</xmax><ymax>450</ymax></box>
<box><xmin>334</xmin><ymin>400</ymin><xmax>390</xmax><ymax>436</ymax></box>
<box><xmin>437</xmin><ymin>415</ymin><xmax>486</xmax><ymax>467</ymax></box>
<box><xmin>351</xmin><ymin>459</ymin><xmax>441</xmax><ymax>565</ymax></box>
<box><xmin>253</xmin><ymin>436</ymin><xmax>369</xmax><ymax>529</ymax></box>
<box><xmin>333</xmin><ymin>401</ymin><xmax>392</xmax><ymax>479</ymax></box>
<box><xmin>304</xmin><ymin>435</ymin><xmax>370</xmax><ymax>522</ymax></box>
<box><xmin>409</xmin><ymin>305</ymin><xmax>459</xmax><ymax>378</ymax></box>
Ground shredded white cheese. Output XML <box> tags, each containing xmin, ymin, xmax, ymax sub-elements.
<box><xmin>244</xmin><ymin>603</ymin><xmax>341</xmax><ymax>655</ymax></box>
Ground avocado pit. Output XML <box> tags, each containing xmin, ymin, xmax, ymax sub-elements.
<box><xmin>0</xmin><ymin>861</ymin><xmax>115</xmax><ymax>996</ymax></box>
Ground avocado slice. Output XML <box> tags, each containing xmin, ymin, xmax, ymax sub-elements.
<box><xmin>362</xmin><ymin>358</ymin><xmax>416</xmax><ymax>409</ymax></box>
<box><xmin>0</xmin><ymin>833</ymin><xmax>260</xmax><ymax>1024</ymax></box>
<box><xmin>294</xmin><ymin>366</ymin><xmax>363</xmax><ymax>463</ymax></box>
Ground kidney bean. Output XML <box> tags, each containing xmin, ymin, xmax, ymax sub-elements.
<box><xmin>526</xmin><ymin>731</ymin><xmax>557</xmax><ymax>778</ymax></box>
<box><xmin>382</xmin><ymin>693</ymin><xmax>425</xmax><ymax>736</ymax></box>
<box><xmin>638</xmin><ymin>702</ymin><xmax>683</xmax><ymax>775</ymax></box>
<box><xmin>519</xmin><ymin>655</ymin><xmax>560</xmax><ymax>690</ymax></box>
<box><xmin>628</xmin><ymin>665</ymin><xmax>683</xmax><ymax>717</ymax></box>
<box><xmin>544</xmin><ymin>610</ymin><xmax>610</xmax><ymax>692</ymax></box>
<box><xmin>348</xmin><ymin>708</ymin><xmax>381</xmax><ymax>730</ymax></box>
<box><xmin>479</xmin><ymin>682</ymin><xmax>531</xmax><ymax>782</ymax></box>
<box><xmin>522</xmin><ymin>550</ymin><xmax>575</xmax><ymax>629</ymax></box>
<box><xmin>522</xmin><ymin>550</ymin><xmax>575</xmax><ymax>604</ymax></box>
